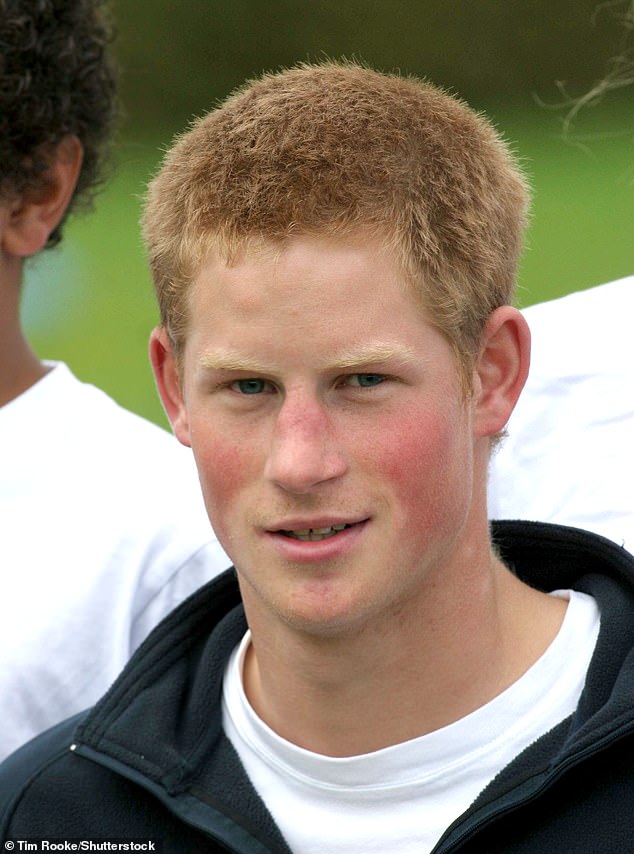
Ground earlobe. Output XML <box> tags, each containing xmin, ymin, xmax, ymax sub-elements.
<box><xmin>2</xmin><ymin>135</ymin><xmax>83</xmax><ymax>257</ymax></box>
<box><xmin>149</xmin><ymin>328</ymin><xmax>192</xmax><ymax>447</ymax></box>
<box><xmin>473</xmin><ymin>306</ymin><xmax>530</xmax><ymax>438</ymax></box>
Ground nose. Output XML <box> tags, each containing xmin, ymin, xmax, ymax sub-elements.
<box><xmin>264</xmin><ymin>392</ymin><xmax>348</xmax><ymax>494</ymax></box>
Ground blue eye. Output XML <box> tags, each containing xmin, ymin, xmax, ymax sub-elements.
<box><xmin>350</xmin><ymin>373</ymin><xmax>386</xmax><ymax>387</ymax></box>
<box><xmin>232</xmin><ymin>378</ymin><xmax>269</xmax><ymax>395</ymax></box>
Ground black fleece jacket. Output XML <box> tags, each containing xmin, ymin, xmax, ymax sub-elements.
<box><xmin>2</xmin><ymin>521</ymin><xmax>634</xmax><ymax>853</ymax></box>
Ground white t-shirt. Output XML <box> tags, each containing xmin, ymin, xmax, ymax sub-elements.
<box><xmin>0</xmin><ymin>362</ymin><xmax>229</xmax><ymax>760</ymax></box>
<box><xmin>489</xmin><ymin>277</ymin><xmax>634</xmax><ymax>552</ymax></box>
<box><xmin>223</xmin><ymin>590</ymin><xmax>599</xmax><ymax>854</ymax></box>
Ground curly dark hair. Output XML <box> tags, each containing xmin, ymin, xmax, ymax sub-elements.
<box><xmin>0</xmin><ymin>0</ymin><xmax>118</xmax><ymax>246</ymax></box>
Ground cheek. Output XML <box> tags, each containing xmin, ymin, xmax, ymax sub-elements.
<box><xmin>368</xmin><ymin>405</ymin><xmax>471</xmax><ymax>530</ymax></box>
<box><xmin>189</xmin><ymin>425</ymin><xmax>256</xmax><ymax>536</ymax></box>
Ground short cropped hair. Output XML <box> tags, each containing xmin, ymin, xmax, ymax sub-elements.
<box><xmin>143</xmin><ymin>61</ymin><xmax>529</xmax><ymax>388</ymax></box>
<box><xmin>0</xmin><ymin>0</ymin><xmax>117</xmax><ymax>246</ymax></box>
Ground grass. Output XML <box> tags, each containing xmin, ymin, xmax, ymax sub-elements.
<box><xmin>22</xmin><ymin>106</ymin><xmax>634</xmax><ymax>428</ymax></box>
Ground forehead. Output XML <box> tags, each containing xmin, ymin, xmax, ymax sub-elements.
<box><xmin>183</xmin><ymin>234</ymin><xmax>456</xmax><ymax>379</ymax></box>
<box><xmin>190</xmin><ymin>232</ymin><xmax>418</xmax><ymax>316</ymax></box>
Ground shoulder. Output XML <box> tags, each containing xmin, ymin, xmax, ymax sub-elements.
<box><xmin>491</xmin><ymin>519</ymin><xmax>634</xmax><ymax>575</ymax></box>
<box><xmin>22</xmin><ymin>362</ymin><xmax>211</xmax><ymax>525</ymax></box>
<box><xmin>0</xmin><ymin>712</ymin><xmax>167</xmax><ymax>837</ymax></box>
<box><xmin>2</xmin><ymin>360</ymin><xmax>227</xmax><ymax>574</ymax></box>
<box><xmin>9</xmin><ymin>361</ymin><xmax>193</xmax><ymax>476</ymax></box>
<box><xmin>48</xmin><ymin>363</ymin><xmax>189</xmax><ymax>460</ymax></box>
<box><xmin>0</xmin><ymin>713</ymin><xmax>82</xmax><ymax>834</ymax></box>
<box><xmin>524</xmin><ymin>276</ymin><xmax>634</xmax><ymax>373</ymax></box>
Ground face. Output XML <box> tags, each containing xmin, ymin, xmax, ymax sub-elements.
<box><xmin>159</xmin><ymin>234</ymin><xmax>491</xmax><ymax>638</ymax></box>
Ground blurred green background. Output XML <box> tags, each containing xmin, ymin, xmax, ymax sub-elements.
<box><xmin>22</xmin><ymin>0</ymin><xmax>634</xmax><ymax>429</ymax></box>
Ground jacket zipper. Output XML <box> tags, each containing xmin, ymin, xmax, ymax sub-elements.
<box><xmin>431</xmin><ymin>718</ymin><xmax>634</xmax><ymax>852</ymax></box>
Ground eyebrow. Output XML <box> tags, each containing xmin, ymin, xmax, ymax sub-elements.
<box><xmin>198</xmin><ymin>343</ymin><xmax>419</xmax><ymax>373</ymax></box>
<box><xmin>324</xmin><ymin>343</ymin><xmax>419</xmax><ymax>369</ymax></box>
<box><xmin>198</xmin><ymin>351</ymin><xmax>271</xmax><ymax>373</ymax></box>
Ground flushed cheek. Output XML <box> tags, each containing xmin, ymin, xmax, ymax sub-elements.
<box><xmin>368</xmin><ymin>408</ymin><xmax>471</xmax><ymax>536</ymax></box>
<box><xmin>189</xmin><ymin>430</ymin><xmax>258</xmax><ymax>540</ymax></box>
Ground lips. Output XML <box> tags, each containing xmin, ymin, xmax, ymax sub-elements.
<box><xmin>281</xmin><ymin>524</ymin><xmax>351</xmax><ymax>542</ymax></box>
<box><xmin>265</xmin><ymin>517</ymin><xmax>369</xmax><ymax>561</ymax></box>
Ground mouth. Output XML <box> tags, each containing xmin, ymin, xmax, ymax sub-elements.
<box><xmin>279</xmin><ymin>524</ymin><xmax>353</xmax><ymax>542</ymax></box>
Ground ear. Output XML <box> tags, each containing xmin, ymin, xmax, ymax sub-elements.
<box><xmin>149</xmin><ymin>327</ymin><xmax>192</xmax><ymax>447</ymax></box>
<box><xmin>472</xmin><ymin>306</ymin><xmax>530</xmax><ymax>438</ymax></box>
<box><xmin>2</xmin><ymin>135</ymin><xmax>83</xmax><ymax>257</ymax></box>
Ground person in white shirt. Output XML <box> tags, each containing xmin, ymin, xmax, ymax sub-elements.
<box><xmin>488</xmin><ymin>276</ymin><xmax>634</xmax><ymax>552</ymax></box>
<box><xmin>0</xmin><ymin>0</ymin><xmax>229</xmax><ymax>761</ymax></box>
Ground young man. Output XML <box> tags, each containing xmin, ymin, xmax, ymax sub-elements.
<box><xmin>0</xmin><ymin>0</ymin><xmax>228</xmax><ymax>761</ymax></box>
<box><xmin>2</xmin><ymin>61</ymin><xmax>634</xmax><ymax>853</ymax></box>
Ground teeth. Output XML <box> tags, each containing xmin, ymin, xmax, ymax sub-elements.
<box><xmin>285</xmin><ymin>524</ymin><xmax>348</xmax><ymax>541</ymax></box>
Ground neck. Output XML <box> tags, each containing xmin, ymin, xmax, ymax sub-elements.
<box><xmin>242</xmin><ymin>546</ymin><xmax>566</xmax><ymax>758</ymax></box>
<box><xmin>0</xmin><ymin>254</ymin><xmax>48</xmax><ymax>407</ymax></box>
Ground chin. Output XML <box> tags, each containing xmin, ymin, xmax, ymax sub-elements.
<box><xmin>278</xmin><ymin>588</ymin><xmax>382</xmax><ymax>640</ymax></box>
